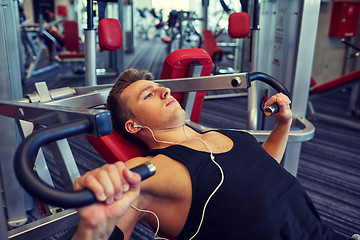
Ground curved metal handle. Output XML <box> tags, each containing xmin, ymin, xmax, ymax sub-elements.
<box><xmin>14</xmin><ymin>119</ymin><xmax>155</xmax><ymax>209</ymax></box>
<box><xmin>247</xmin><ymin>72</ymin><xmax>291</xmax><ymax>115</ymax></box>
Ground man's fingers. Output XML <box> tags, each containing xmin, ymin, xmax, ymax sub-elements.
<box><xmin>123</xmin><ymin>167</ymin><xmax>142</xmax><ymax>187</ymax></box>
<box><xmin>104</xmin><ymin>164</ymin><xmax>123</xmax><ymax>201</ymax></box>
<box><xmin>83</xmin><ymin>174</ymin><xmax>107</xmax><ymax>202</ymax></box>
<box><xmin>73</xmin><ymin>162</ymin><xmax>142</xmax><ymax>204</ymax></box>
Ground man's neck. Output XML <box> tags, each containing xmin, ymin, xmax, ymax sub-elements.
<box><xmin>143</xmin><ymin>125</ymin><xmax>200</xmax><ymax>149</ymax></box>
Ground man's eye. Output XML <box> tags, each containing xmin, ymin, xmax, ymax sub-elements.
<box><xmin>144</xmin><ymin>93</ymin><xmax>152</xmax><ymax>99</ymax></box>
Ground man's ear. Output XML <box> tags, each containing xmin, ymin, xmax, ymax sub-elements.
<box><xmin>125</xmin><ymin>120</ymin><xmax>141</xmax><ymax>134</ymax></box>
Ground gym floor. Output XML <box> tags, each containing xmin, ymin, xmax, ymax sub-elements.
<box><xmin>20</xmin><ymin>38</ymin><xmax>360</xmax><ymax>239</ymax></box>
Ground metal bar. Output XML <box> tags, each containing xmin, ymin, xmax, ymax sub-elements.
<box><xmin>155</xmin><ymin>73</ymin><xmax>248</xmax><ymax>92</ymax></box>
<box><xmin>0</xmin><ymin>101</ymin><xmax>112</xmax><ymax>137</ymax></box>
<box><xmin>44</xmin><ymin>88</ymin><xmax>110</xmax><ymax>108</ymax></box>
<box><xmin>247</xmin><ymin>9</ymin><xmax>261</xmax><ymax>130</ymax></box>
<box><xmin>0</xmin><ymin>0</ymin><xmax>28</xmax><ymax>227</ymax></box>
<box><xmin>312</xmin><ymin>112</ymin><xmax>360</xmax><ymax>130</ymax></box>
<box><xmin>8</xmin><ymin>209</ymin><xmax>79</xmax><ymax>240</ymax></box>
<box><xmin>282</xmin><ymin>142</ymin><xmax>302</xmax><ymax>176</ymax></box>
<box><xmin>182</xmin><ymin>62</ymin><xmax>203</xmax><ymax>121</ymax></box>
<box><xmin>87</xmin><ymin>0</ymin><xmax>94</xmax><ymax>30</ymax></box>
<box><xmin>49</xmin><ymin>139</ymin><xmax>81</xmax><ymax>190</ymax></box>
<box><xmin>85</xmin><ymin>29</ymin><xmax>97</xmax><ymax>86</ymax></box>
<box><xmin>18</xmin><ymin>120</ymin><xmax>59</xmax><ymax>214</ymax></box>
<box><xmin>186</xmin><ymin>117</ymin><xmax>314</xmax><ymax>143</ymax></box>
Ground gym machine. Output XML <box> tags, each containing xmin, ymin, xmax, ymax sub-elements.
<box><xmin>20</xmin><ymin>16</ymin><xmax>63</xmax><ymax>81</ymax></box>
<box><xmin>1</xmin><ymin>0</ymin><xmax>319</xmax><ymax>238</ymax></box>
<box><xmin>0</xmin><ymin>71</ymin><xmax>314</xmax><ymax>238</ymax></box>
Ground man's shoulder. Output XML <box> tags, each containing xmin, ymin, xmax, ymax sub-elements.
<box><xmin>124</xmin><ymin>155</ymin><xmax>155</xmax><ymax>169</ymax></box>
<box><xmin>127</xmin><ymin>154</ymin><xmax>191</xmax><ymax>199</ymax></box>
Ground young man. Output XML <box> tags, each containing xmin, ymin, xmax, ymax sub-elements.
<box><xmin>72</xmin><ymin>69</ymin><xmax>354</xmax><ymax>240</ymax></box>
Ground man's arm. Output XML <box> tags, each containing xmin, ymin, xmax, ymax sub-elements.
<box><xmin>71</xmin><ymin>161</ymin><xmax>141</xmax><ymax>240</ymax></box>
<box><xmin>262</xmin><ymin>93</ymin><xmax>292</xmax><ymax>163</ymax></box>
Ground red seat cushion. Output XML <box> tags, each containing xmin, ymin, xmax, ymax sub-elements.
<box><xmin>228</xmin><ymin>12</ymin><xmax>251</xmax><ymax>39</ymax></box>
<box><xmin>98</xmin><ymin>18</ymin><xmax>123</xmax><ymax>51</ymax></box>
<box><xmin>86</xmin><ymin>130</ymin><xmax>147</xmax><ymax>164</ymax></box>
<box><xmin>63</xmin><ymin>20</ymin><xmax>80</xmax><ymax>52</ymax></box>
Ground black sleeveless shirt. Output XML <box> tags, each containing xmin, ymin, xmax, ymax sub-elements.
<box><xmin>145</xmin><ymin>130</ymin><xmax>348</xmax><ymax>240</ymax></box>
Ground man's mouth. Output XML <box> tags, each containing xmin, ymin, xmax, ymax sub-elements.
<box><xmin>166</xmin><ymin>99</ymin><xmax>176</xmax><ymax>106</ymax></box>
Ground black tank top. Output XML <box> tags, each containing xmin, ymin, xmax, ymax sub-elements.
<box><xmin>146</xmin><ymin>130</ymin><xmax>348</xmax><ymax>240</ymax></box>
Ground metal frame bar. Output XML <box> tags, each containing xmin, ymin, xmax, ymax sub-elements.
<box><xmin>0</xmin><ymin>0</ymin><xmax>29</xmax><ymax>228</ymax></box>
<box><xmin>8</xmin><ymin>209</ymin><xmax>79</xmax><ymax>240</ymax></box>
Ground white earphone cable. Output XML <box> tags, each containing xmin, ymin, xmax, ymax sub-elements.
<box><xmin>131</xmin><ymin>204</ymin><xmax>168</xmax><ymax>240</ymax></box>
<box><xmin>132</xmin><ymin>125</ymin><xmax>224</xmax><ymax>239</ymax></box>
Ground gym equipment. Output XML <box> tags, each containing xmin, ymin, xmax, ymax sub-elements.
<box><xmin>0</xmin><ymin>69</ymin><xmax>312</xmax><ymax>209</ymax></box>
<box><xmin>55</xmin><ymin>20</ymin><xmax>85</xmax><ymax>75</ymax></box>
<box><xmin>20</xmin><ymin>17</ymin><xmax>62</xmax><ymax>80</ymax></box>
<box><xmin>56</xmin><ymin>20</ymin><xmax>85</xmax><ymax>61</ymax></box>
<box><xmin>202</xmin><ymin>29</ymin><xmax>225</xmax><ymax>74</ymax></box>
<box><xmin>161</xmin><ymin>10</ymin><xmax>202</xmax><ymax>54</ymax></box>
<box><xmin>202</xmin><ymin>12</ymin><xmax>250</xmax><ymax>75</ymax></box>
<box><xmin>308</xmin><ymin>70</ymin><xmax>360</xmax><ymax>130</ymax></box>
<box><xmin>0</xmin><ymin>0</ymin><xmax>319</xmax><ymax>237</ymax></box>
<box><xmin>308</xmin><ymin>36</ymin><xmax>360</xmax><ymax>130</ymax></box>
<box><xmin>62</xmin><ymin>0</ymin><xmax>124</xmax><ymax>86</ymax></box>
<box><xmin>57</xmin><ymin>16</ymin><xmax>124</xmax><ymax>82</ymax></box>
<box><xmin>14</xmin><ymin>119</ymin><xmax>156</xmax><ymax>208</ymax></box>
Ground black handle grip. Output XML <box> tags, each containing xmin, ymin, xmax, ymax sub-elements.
<box><xmin>247</xmin><ymin>72</ymin><xmax>291</xmax><ymax>115</ymax></box>
<box><xmin>14</xmin><ymin>119</ymin><xmax>155</xmax><ymax>209</ymax></box>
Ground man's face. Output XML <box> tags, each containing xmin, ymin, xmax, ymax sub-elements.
<box><xmin>120</xmin><ymin>80</ymin><xmax>185</xmax><ymax>130</ymax></box>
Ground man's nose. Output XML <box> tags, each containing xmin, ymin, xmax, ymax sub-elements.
<box><xmin>159</xmin><ymin>87</ymin><xmax>170</xmax><ymax>99</ymax></box>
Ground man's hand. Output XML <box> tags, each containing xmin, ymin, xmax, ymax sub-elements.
<box><xmin>264</xmin><ymin>92</ymin><xmax>292</xmax><ymax>125</ymax></box>
<box><xmin>72</xmin><ymin>162</ymin><xmax>141</xmax><ymax>240</ymax></box>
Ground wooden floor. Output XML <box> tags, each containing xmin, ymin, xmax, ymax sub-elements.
<box><xmin>16</xmin><ymin>38</ymin><xmax>360</xmax><ymax>239</ymax></box>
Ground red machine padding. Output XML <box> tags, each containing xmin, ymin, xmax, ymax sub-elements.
<box><xmin>86</xmin><ymin>130</ymin><xmax>147</xmax><ymax>164</ymax></box>
<box><xmin>98</xmin><ymin>18</ymin><xmax>123</xmax><ymax>51</ymax></box>
<box><xmin>313</xmin><ymin>70</ymin><xmax>360</xmax><ymax>93</ymax></box>
<box><xmin>160</xmin><ymin>48</ymin><xmax>213</xmax><ymax>123</ymax></box>
<box><xmin>202</xmin><ymin>29</ymin><xmax>224</xmax><ymax>61</ymax></box>
<box><xmin>63</xmin><ymin>20</ymin><xmax>80</xmax><ymax>52</ymax></box>
<box><xmin>228</xmin><ymin>12</ymin><xmax>251</xmax><ymax>39</ymax></box>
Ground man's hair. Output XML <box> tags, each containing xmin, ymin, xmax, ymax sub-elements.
<box><xmin>106</xmin><ymin>68</ymin><xmax>154</xmax><ymax>145</ymax></box>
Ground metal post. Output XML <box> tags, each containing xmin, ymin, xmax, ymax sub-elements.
<box><xmin>283</xmin><ymin>0</ymin><xmax>320</xmax><ymax>176</ymax></box>
<box><xmin>0</xmin><ymin>0</ymin><xmax>28</xmax><ymax>227</ymax></box>
<box><xmin>247</xmin><ymin>0</ymin><xmax>261</xmax><ymax>130</ymax></box>
<box><xmin>0</xmin><ymin>191</ymin><xmax>7</xmax><ymax>240</ymax></box>
<box><xmin>85</xmin><ymin>0</ymin><xmax>97</xmax><ymax>86</ymax></box>
<box><xmin>116</xmin><ymin>0</ymin><xmax>124</xmax><ymax>73</ymax></box>
<box><xmin>182</xmin><ymin>62</ymin><xmax>203</xmax><ymax>121</ymax></box>
<box><xmin>202</xmin><ymin>0</ymin><xmax>209</xmax><ymax>32</ymax></box>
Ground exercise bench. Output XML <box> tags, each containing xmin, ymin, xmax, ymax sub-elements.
<box><xmin>308</xmin><ymin>69</ymin><xmax>360</xmax><ymax>130</ymax></box>
<box><xmin>56</xmin><ymin>20</ymin><xmax>85</xmax><ymax>62</ymax></box>
<box><xmin>202</xmin><ymin>12</ymin><xmax>250</xmax><ymax>75</ymax></box>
